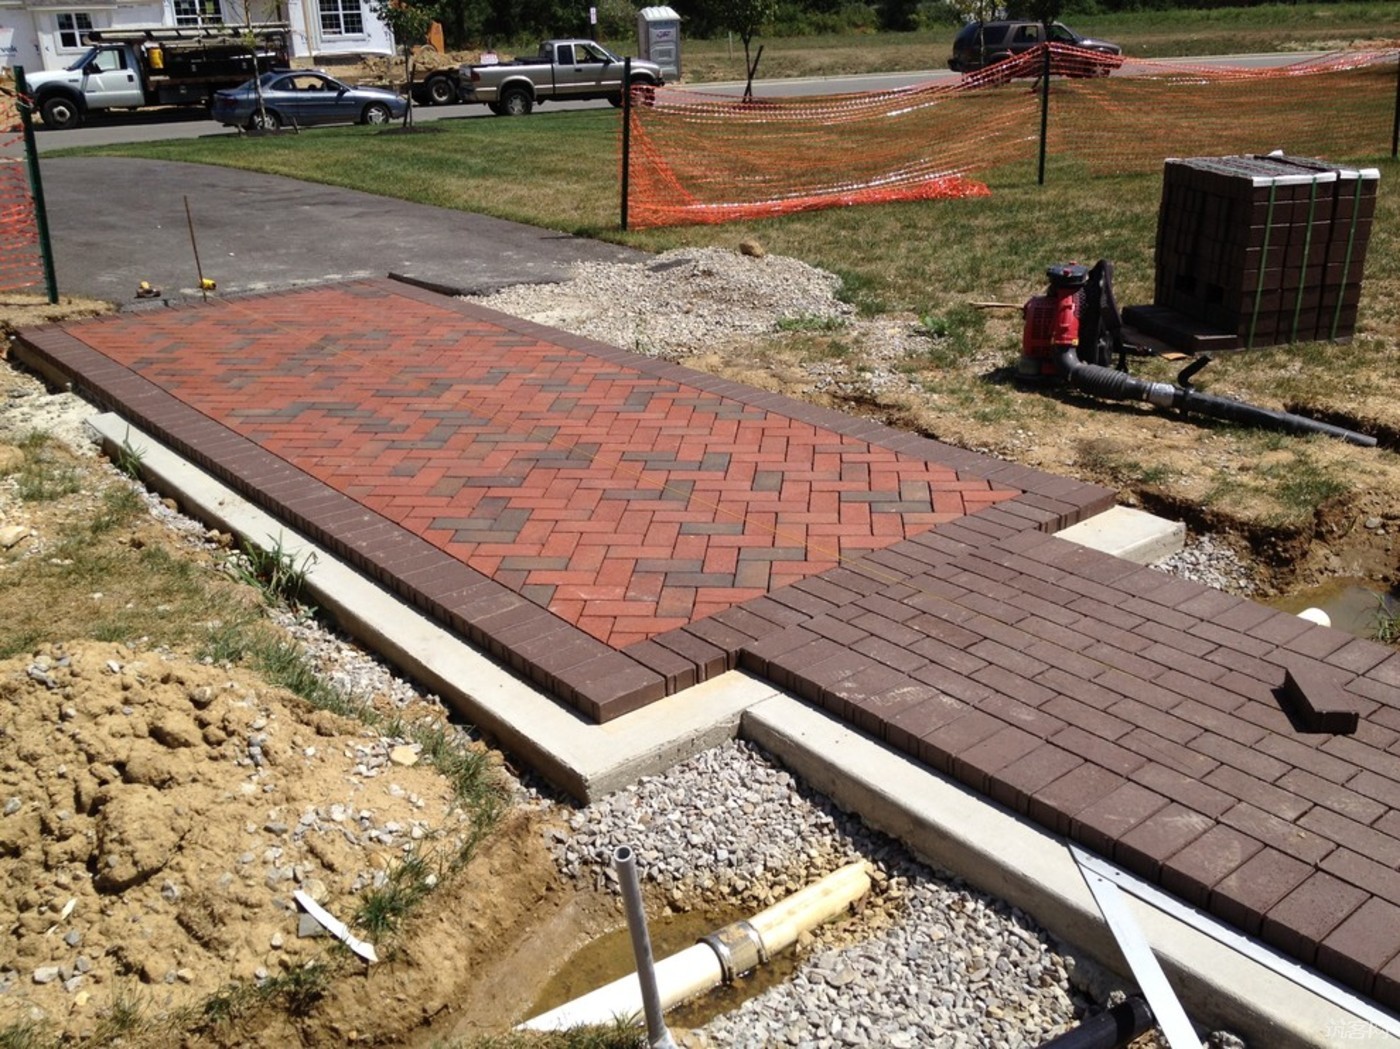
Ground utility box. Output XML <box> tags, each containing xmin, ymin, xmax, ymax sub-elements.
<box><xmin>637</xmin><ymin>6</ymin><xmax>681</xmax><ymax>81</ymax></box>
<box><xmin>1125</xmin><ymin>154</ymin><xmax>1378</xmax><ymax>351</ymax></box>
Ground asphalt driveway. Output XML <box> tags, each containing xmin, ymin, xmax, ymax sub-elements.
<box><xmin>39</xmin><ymin>156</ymin><xmax>647</xmax><ymax>305</ymax></box>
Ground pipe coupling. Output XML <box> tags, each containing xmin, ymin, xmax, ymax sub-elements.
<box><xmin>700</xmin><ymin>919</ymin><xmax>769</xmax><ymax>983</ymax></box>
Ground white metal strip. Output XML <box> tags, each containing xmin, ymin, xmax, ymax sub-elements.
<box><xmin>1073</xmin><ymin>846</ymin><xmax>1400</xmax><ymax>1040</ymax></box>
<box><xmin>1073</xmin><ymin>846</ymin><xmax>1202</xmax><ymax>1049</ymax></box>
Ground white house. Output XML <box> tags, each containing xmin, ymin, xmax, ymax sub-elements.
<box><xmin>1</xmin><ymin>0</ymin><xmax>393</xmax><ymax>74</ymax></box>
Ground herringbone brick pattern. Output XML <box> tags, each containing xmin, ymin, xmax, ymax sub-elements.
<box><xmin>36</xmin><ymin>281</ymin><xmax>1016</xmax><ymax>649</ymax></box>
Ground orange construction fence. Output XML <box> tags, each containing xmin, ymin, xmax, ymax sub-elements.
<box><xmin>623</xmin><ymin>44</ymin><xmax>1400</xmax><ymax>229</ymax></box>
<box><xmin>1</xmin><ymin>82</ymin><xmax>46</xmax><ymax>294</ymax></box>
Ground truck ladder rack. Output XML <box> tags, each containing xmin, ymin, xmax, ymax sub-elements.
<box><xmin>85</xmin><ymin>23</ymin><xmax>290</xmax><ymax>45</ymax></box>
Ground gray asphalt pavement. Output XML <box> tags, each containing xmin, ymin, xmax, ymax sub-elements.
<box><xmin>41</xmin><ymin>155</ymin><xmax>647</xmax><ymax>306</ymax></box>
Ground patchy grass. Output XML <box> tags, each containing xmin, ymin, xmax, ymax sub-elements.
<box><xmin>226</xmin><ymin>532</ymin><xmax>317</xmax><ymax>610</ymax></box>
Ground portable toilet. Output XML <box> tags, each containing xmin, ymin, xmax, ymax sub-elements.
<box><xmin>636</xmin><ymin>6</ymin><xmax>681</xmax><ymax>81</ymax></box>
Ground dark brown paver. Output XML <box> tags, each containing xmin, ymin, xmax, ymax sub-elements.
<box><xmin>17</xmin><ymin>278</ymin><xmax>1400</xmax><ymax>1014</ymax></box>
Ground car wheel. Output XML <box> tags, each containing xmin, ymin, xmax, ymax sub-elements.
<box><xmin>40</xmin><ymin>96</ymin><xmax>80</xmax><ymax>130</ymax></box>
<box><xmin>362</xmin><ymin>102</ymin><xmax>392</xmax><ymax>125</ymax></box>
<box><xmin>426</xmin><ymin>76</ymin><xmax>455</xmax><ymax>106</ymax></box>
<box><xmin>247</xmin><ymin>108</ymin><xmax>281</xmax><ymax>131</ymax></box>
<box><xmin>488</xmin><ymin>101</ymin><xmax>507</xmax><ymax>116</ymax></box>
<box><xmin>500</xmin><ymin>87</ymin><xmax>533</xmax><ymax>117</ymax></box>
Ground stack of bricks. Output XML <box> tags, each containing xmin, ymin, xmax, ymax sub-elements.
<box><xmin>1128</xmin><ymin>154</ymin><xmax>1378</xmax><ymax>351</ymax></box>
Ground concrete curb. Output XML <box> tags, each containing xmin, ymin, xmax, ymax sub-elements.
<box><xmin>86</xmin><ymin>412</ymin><xmax>1399</xmax><ymax>1049</ymax></box>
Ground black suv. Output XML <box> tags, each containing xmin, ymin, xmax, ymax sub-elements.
<box><xmin>948</xmin><ymin>20</ymin><xmax>1122</xmax><ymax>74</ymax></box>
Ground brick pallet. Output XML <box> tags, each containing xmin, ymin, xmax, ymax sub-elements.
<box><xmin>1125</xmin><ymin>154</ymin><xmax>1378</xmax><ymax>352</ymax></box>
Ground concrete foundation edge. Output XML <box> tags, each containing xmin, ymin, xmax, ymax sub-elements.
<box><xmin>741</xmin><ymin>695</ymin><xmax>1399</xmax><ymax>1049</ymax></box>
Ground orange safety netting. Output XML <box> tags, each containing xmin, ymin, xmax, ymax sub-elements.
<box><xmin>623</xmin><ymin>44</ymin><xmax>1399</xmax><ymax>229</ymax></box>
<box><xmin>1</xmin><ymin>85</ymin><xmax>45</xmax><ymax>294</ymax></box>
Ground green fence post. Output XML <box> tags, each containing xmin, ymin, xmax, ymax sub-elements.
<box><xmin>15</xmin><ymin>67</ymin><xmax>59</xmax><ymax>304</ymax></box>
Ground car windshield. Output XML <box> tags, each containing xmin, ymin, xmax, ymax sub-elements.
<box><xmin>1047</xmin><ymin>23</ymin><xmax>1079</xmax><ymax>43</ymax></box>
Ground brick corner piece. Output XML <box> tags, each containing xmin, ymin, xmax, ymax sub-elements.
<box><xmin>1278</xmin><ymin>660</ymin><xmax>1359</xmax><ymax>735</ymax></box>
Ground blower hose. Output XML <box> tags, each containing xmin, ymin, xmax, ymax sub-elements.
<box><xmin>1054</xmin><ymin>346</ymin><xmax>1377</xmax><ymax>448</ymax></box>
<box><xmin>1035</xmin><ymin>995</ymin><xmax>1156</xmax><ymax>1049</ymax></box>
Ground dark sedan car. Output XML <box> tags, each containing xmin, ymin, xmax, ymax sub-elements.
<box><xmin>212</xmin><ymin>71</ymin><xmax>408</xmax><ymax>130</ymax></box>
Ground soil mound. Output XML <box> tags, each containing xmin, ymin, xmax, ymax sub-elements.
<box><xmin>0</xmin><ymin>640</ymin><xmax>473</xmax><ymax>1040</ymax></box>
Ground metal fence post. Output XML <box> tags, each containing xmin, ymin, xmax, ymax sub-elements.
<box><xmin>15</xmin><ymin>67</ymin><xmax>59</xmax><ymax>304</ymax></box>
<box><xmin>1391</xmin><ymin>48</ymin><xmax>1399</xmax><ymax>159</ymax></box>
<box><xmin>621</xmin><ymin>56</ymin><xmax>631</xmax><ymax>231</ymax></box>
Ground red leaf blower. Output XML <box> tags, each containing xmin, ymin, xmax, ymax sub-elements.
<box><xmin>1017</xmin><ymin>261</ymin><xmax>1375</xmax><ymax>447</ymax></box>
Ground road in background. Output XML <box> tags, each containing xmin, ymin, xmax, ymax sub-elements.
<box><xmin>29</xmin><ymin>51</ymin><xmax>1323</xmax><ymax>152</ymax></box>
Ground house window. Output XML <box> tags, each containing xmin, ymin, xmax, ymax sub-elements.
<box><xmin>174</xmin><ymin>0</ymin><xmax>225</xmax><ymax>28</ymax></box>
<box><xmin>318</xmin><ymin>0</ymin><xmax>364</xmax><ymax>37</ymax></box>
<box><xmin>56</xmin><ymin>12</ymin><xmax>94</xmax><ymax>50</ymax></box>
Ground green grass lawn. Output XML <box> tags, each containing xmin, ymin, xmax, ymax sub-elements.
<box><xmin>679</xmin><ymin>1</ymin><xmax>1400</xmax><ymax>81</ymax></box>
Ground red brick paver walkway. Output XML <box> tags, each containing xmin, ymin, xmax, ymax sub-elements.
<box><xmin>20</xmin><ymin>280</ymin><xmax>1107</xmax><ymax>718</ymax></box>
<box><xmin>17</xmin><ymin>279</ymin><xmax>1400</xmax><ymax>1020</ymax></box>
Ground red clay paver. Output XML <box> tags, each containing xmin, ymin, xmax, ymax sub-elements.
<box><xmin>19</xmin><ymin>277</ymin><xmax>1400</xmax><ymax>1017</ymax></box>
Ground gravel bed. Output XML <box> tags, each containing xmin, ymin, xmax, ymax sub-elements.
<box><xmin>468</xmin><ymin>246</ymin><xmax>855</xmax><ymax>360</ymax></box>
<box><xmin>550</xmin><ymin>741</ymin><xmax>1110</xmax><ymax>1048</ymax></box>
<box><xmin>1151</xmin><ymin>532</ymin><xmax>1259</xmax><ymax>596</ymax></box>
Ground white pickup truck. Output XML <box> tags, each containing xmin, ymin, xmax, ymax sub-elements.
<box><xmin>26</xmin><ymin>24</ymin><xmax>288</xmax><ymax>129</ymax></box>
<box><xmin>462</xmin><ymin>39</ymin><xmax>664</xmax><ymax>116</ymax></box>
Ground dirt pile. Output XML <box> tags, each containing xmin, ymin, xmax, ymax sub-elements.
<box><xmin>0</xmin><ymin>640</ymin><xmax>476</xmax><ymax>1040</ymax></box>
<box><xmin>342</xmin><ymin>49</ymin><xmax>484</xmax><ymax>87</ymax></box>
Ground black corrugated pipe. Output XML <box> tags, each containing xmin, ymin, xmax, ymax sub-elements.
<box><xmin>1036</xmin><ymin>995</ymin><xmax>1156</xmax><ymax>1049</ymax></box>
<box><xmin>1055</xmin><ymin>346</ymin><xmax>1378</xmax><ymax>447</ymax></box>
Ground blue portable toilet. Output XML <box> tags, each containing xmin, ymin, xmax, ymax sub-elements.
<box><xmin>636</xmin><ymin>6</ymin><xmax>681</xmax><ymax>81</ymax></box>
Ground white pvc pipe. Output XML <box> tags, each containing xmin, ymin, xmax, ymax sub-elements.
<box><xmin>519</xmin><ymin>860</ymin><xmax>872</xmax><ymax>1033</ymax></box>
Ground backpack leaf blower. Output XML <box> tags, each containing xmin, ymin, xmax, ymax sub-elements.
<box><xmin>1018</xmin><ymin>261</ymin><xmax>1376</xmax><ymax>448</ymax></box>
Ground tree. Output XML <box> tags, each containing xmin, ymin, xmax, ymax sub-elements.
<box><xmin>943</xmin><ymin>0</ymin><xmax>1002</xmax><ymax>23</ymax></box>
<box><xmin>368</xmin><ymin>0</ymin><xmax>442</xmax><ymax>127</ymax></box>
<box><xmin>710</xmin><ymin>0</ymin><xmax>777</xmax><ymax>98</ymax></box>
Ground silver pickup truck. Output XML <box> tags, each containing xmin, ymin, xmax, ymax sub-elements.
<box><xmin>463</xmin><ymin>39</ymin><xmax>664</xmax><ymax>116</ymax></box>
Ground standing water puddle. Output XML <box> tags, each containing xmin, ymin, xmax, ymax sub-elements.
<box><xmin>525</xmin><ymin>906</ymin><xmax>802</xmax><ymax>1028</ymax></box>
<box><xmin>1266</xmin><ymin>578</ymin><xmax>1399</xmax><ymax>640</ymax></box>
